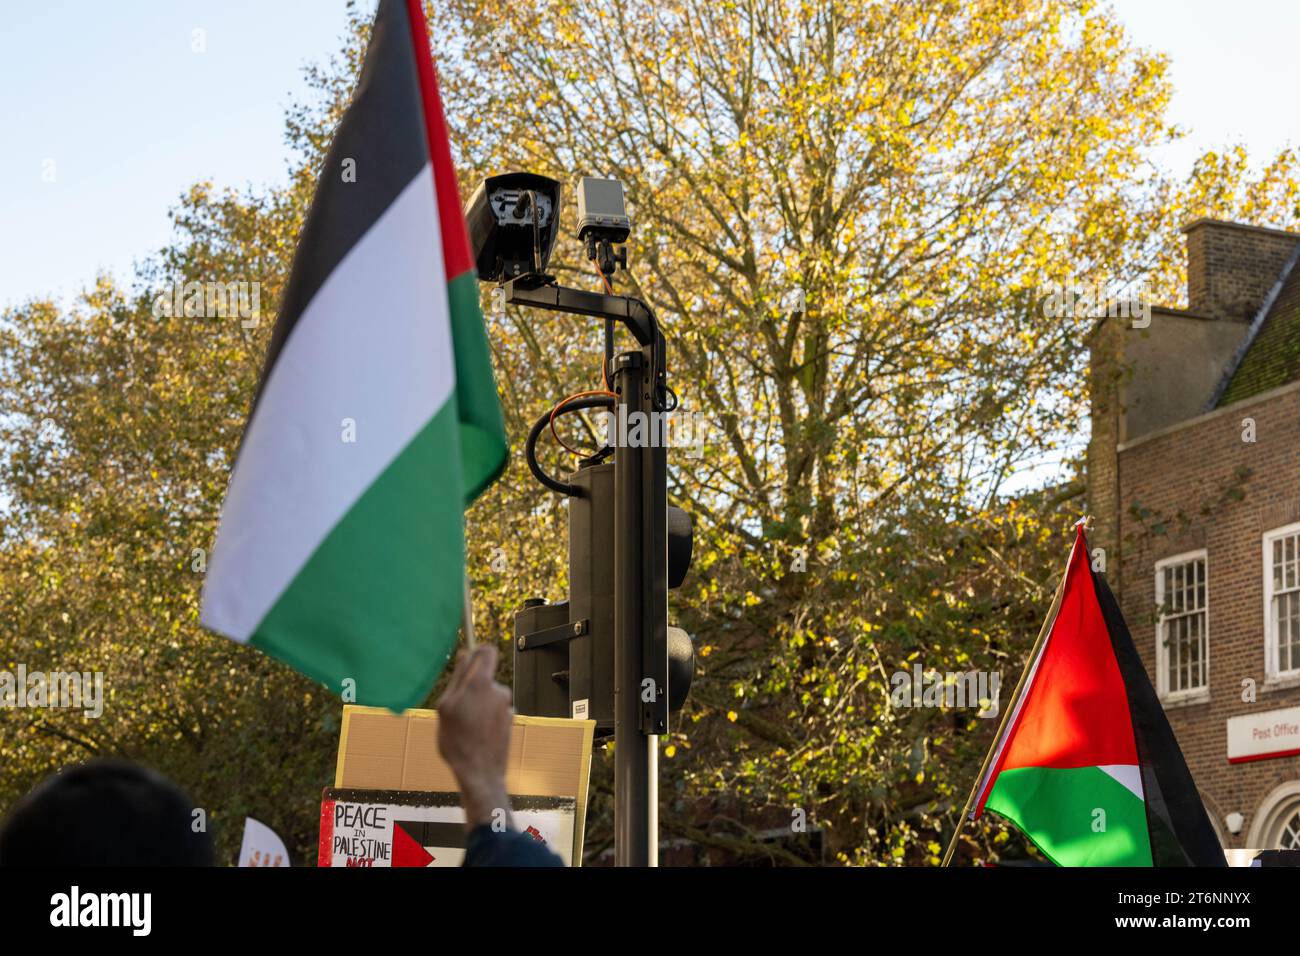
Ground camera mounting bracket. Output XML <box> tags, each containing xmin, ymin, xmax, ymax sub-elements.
<box><xmin>503</xmin><ymin>275</ymin><xmax>658</xmax><ymax>348</ymax></box>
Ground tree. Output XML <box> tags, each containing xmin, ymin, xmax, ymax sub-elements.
<box><xmin>426</xmin><ymin>0</ymin><xmax>1181</xmax><ymax>863</ymax></box>
<box><xmin>3</xmin><ymin>0</ymin><xmax>1298</xmax><ymax>865</ymax></box>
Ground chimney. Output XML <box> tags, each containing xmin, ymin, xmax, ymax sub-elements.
<box><xmin>1088</xmin><ymin>218</ymin><xmax>1300</xmax><ymax>590</ymax></box>
<box><xmin>1183</xmin><ymin>219</ymin><xmax>1300</xmax><ymax>321</ymax></box>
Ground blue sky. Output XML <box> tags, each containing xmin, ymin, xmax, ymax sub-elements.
<box><xmin>1</xmin><ymin>0</ymin><xmax>354</xmax><ymax>308</ymax></box>
<box><xmin>1</xmin><ymin>1</ymin><xmax>1297</xmax><ymax>310</ymax></box>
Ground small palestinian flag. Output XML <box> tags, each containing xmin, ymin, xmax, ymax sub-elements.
<box><xmin>971</xmin><ymin>526</ymin><xmax>1223</xmax><ymax>866</ymax></box>
<box><xmin>200</xmin><ymin>0</ymin><xmax>506</xmax><ymax>711</ymax></box>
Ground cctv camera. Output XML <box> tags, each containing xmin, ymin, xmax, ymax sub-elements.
<box><xmin>465</xmin><ymin>172</ymin><xmax>563</xmax><ymax>282</ymax></box>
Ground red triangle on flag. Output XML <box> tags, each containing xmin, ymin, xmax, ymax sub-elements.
<box><xmin>392</xmin><ymin>822</ymin><xmax>435</xmax><ymax>868</ymax></box>
<box><xmin>975</xmin><ymin>527</ymin><xmax>1139</xmax><ymax>814</ymax></box>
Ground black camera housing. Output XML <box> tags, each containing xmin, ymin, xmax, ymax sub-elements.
<box><xmin>465</xmin><ymin>172</ymin><xmax>563</xmax><ymax>281</ymax></box>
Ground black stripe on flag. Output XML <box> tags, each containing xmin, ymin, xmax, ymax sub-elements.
<box><xmin>254</xmin><ymin>0</ymin><xmax>429</xmax><ymax>412</ymax></box>
<box><xmin>1092</xmin><ymin>568</ymin><xmax>1227</xmax><ymax>867</ymax></box>
<box><xmin>394</xmin><ymin>820</ymin><xmax>467</xmax><ymax>850</ymax></box>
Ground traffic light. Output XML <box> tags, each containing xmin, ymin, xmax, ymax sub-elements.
<box><xmin>513</xmin><ymin>458</ymin><xmax>694</xmax><ymax>737</ymax></box>
<box><xmin>477</xmin><ymin>169</ymin><xmax>679</xmax><ymax>863</ymax></box>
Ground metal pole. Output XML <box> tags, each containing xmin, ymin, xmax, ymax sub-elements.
<box><xmin>613</xmin><ymin>348</ymin><xmax>656</xmax><ymax>866</ymax></box>
<box><xmin>502</xmin><ymin>277</ymin><xmax>664</xmax><ymax>866</ymax></box>
<box><xmin>646</xmin><ymin>733</ymin><xmax>658</xmax><ymax>867</ymax></box>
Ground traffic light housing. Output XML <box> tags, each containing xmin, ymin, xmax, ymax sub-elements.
<box><xmin>513</xmin><ymin>459</ymin><xmax>693</xmax><ymax>736</ymax></box>
<box><xmin>478</xmin><ymin>168</ymin><xmax>675</xmax><ymax>864</ymax></box>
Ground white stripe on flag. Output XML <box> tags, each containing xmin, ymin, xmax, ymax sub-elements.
<box><xmin>1098</xmin><ymin>764</ymin><xmax>1144</xmax><ymax>801</ymax></box>
<box><xmin>201</xmin><ymin>164</ymin><xmax>454</xmax><ymax>642</ymax></box>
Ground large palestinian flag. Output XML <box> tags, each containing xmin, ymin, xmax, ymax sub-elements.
<box><xmin>200</xmin><ymin>0</ymin><xmax>506</xmax><ymax>711</ymax></box>
<box><xmin>971</xmin><ymin>527</ymin><xmax>1223</xmax><ymax>866</ymax></box>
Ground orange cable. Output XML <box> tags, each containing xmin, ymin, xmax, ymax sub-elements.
<box><xmin>549</xmin><ymin>388</ymin><xmax>618</xmax><ymax>458</ymax></box>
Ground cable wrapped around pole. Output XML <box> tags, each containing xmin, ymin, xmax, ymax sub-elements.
<box><xmin>525</xmin><ymin>395</ymin><xmax>615</xmax><ymax>496</ymax></box>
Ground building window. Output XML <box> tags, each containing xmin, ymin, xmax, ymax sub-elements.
<box><xmin>1154</xmin><ymin>551</ymin><xmax>1208</xmax><ymax>701</ymax></box>
<box><xmin>1280</xmin><ymin>810</ymin><xmax>1300</xmax><ymax>851</ymax></box>
<box><xmin>1248</xmin><ymin>783</ymin><xmax>1300</xmax><ymax>851</ymax></box>
<box><xmin>1264</xmin><ymin>523</ymin><xmax>1300</xmax><ymax>681</ymax></box>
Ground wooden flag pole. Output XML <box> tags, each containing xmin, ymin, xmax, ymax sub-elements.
<box><xmin>939</xmin><ymin>519</ymin><xmax>1088</xmax><ymax>867</ymax></box>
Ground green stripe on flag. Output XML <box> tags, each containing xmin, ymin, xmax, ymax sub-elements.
<box><xmin>250</xmin><ymin>402</ymin><xmax>464</xmax><ymax>712</ymax></box>
<box><xmin>447</xmin><ymin>271</ymin><xmax>507</xmax><ymax>503</ymax></box>
<box><xmin>985</xmin><ymin>765</ymin><xmax>1152</xmax><ymax>867</ymax></box>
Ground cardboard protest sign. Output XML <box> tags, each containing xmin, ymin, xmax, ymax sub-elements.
<box><xmin>318</xmin><ymin>788</ymin><xmax>577</xmax><ymax>867</ymax></box>
<box><xmin>329</xmin><ymin>705</ymin><xmax>595</xmax><ymax>865</ymax></box>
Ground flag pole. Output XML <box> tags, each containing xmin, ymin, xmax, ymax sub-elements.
<box><xmin>461</xmin><ymin>571</ymin><xmax>477</xmax><ymax>649</ymax></box>
<box><xmin>939</xmin><ymin>519</ymin><xmax>1087</xmax><ymax>867</ymax></box>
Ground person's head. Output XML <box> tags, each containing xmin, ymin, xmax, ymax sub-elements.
<box><xmin>0</xmin><ymin>760</ymin><xmax>214</xmax><ymax>866</ymax></box>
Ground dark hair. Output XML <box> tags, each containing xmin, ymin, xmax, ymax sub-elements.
<box><xmin>0</xmin><ymin>760</ymin><xmax>214</xmax><ymax>866</ymax></box>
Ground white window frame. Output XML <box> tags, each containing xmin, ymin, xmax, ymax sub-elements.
<box><xmin>1247</xmin><ymin>782</ymin><xmax>1300</xmax><ymax>850</ymax></box>
<box><xmin>1263</xmin><ymin>522</ymin><xmax>1300</xmax><ymax>683</ymax></box>
<box><xmin>1154</xmin><ymin>549</ymin><xmax>1210</xmax><ymax>703</ymax></box>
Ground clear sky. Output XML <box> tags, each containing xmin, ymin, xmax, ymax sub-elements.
<box><xmin>2</xmin><ymin>1</ymin><xmax>1297</xmax><ymax>310</ymax></box>
<box><xmin>1113</xmin><ymin>0</ymin><xmax>1300</xmax><ymax>176</ymax></box>
<box><xmin>1</xmin><ymin>0</ymin><xmax>354</xmax><ymax>309</ymax></box>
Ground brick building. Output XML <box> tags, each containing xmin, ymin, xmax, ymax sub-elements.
<box><xmin>1089</xmin><ymin>219</ymin><xmax>1300</xmax><ymax>852</ymax></box>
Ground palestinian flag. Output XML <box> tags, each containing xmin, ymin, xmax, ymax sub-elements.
<box><xmin>200</xmin><ymin>0</ymin><xmax>506</xmax><ymax>711</ymax></box>
<box><xmin>971</xmin><ymin>526</ymin><xmax>1223</xmax><ymax>866</ymax></box>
